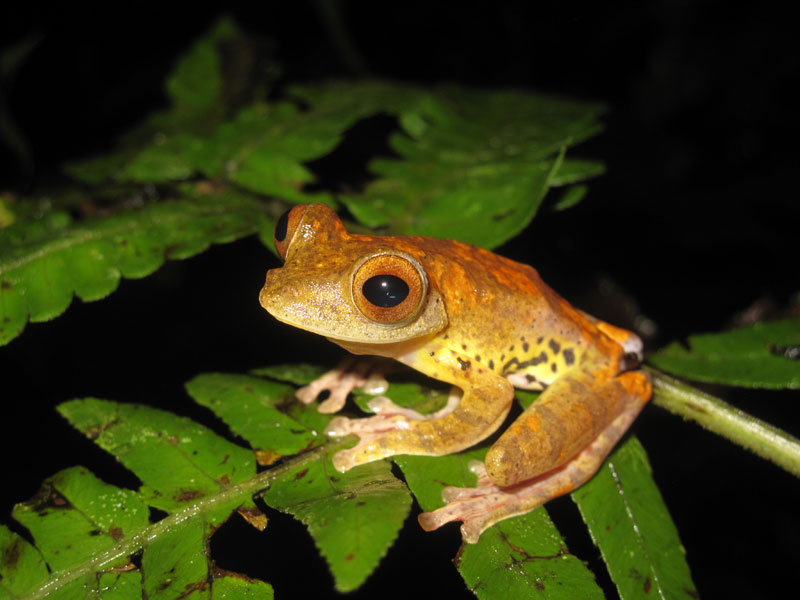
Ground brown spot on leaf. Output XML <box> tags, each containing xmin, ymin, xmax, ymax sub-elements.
<box><xmin>0</xmin><ymin>280</ymin><xmax>10</xmax><ymax>290</ymax></box>
<box><xmin>643</xmin><ymin>577</ymin><xmax>652</xmax><ymax>593</ymax></box>
<box><xmin>109</xmin><ymin>525</ymin><xmax>124</xmax><ymax>540</ymax></box>
<box><xmin>219</xmin><ymin>474</ymin><xmax>230</xmax><ymax>485</ymax></box>
<box><xmin>256</xmin><ymin>449</ymin><xmax>281</xmax><ymax>466</ymax></box>
<box><xmin>345</xmin><ymin>553</ymin><xmax>356</xmax><ymax>561</ymax></box>
<box><xmin>237</xmin><ymin>506</ymin><xmax>268</xmax><ymax>531</ymax></box>
<box><xmin>457</xmin><ymin>357</ymin><xmax>471</xmax><ymax>371</ymax></box>
<box><xmin>295</xmin><ymin>468</ymin><xmax>309</xmax><ymax>481</ymax></box>
<box><xmin>2</xmin><ymin>538</ymin><xmax>21</xmax><ymax>568</ymax></box>
<box><xmin>176</xmin><ymin>490</ymin><xmax>204</xmax><ymax>502</ymax></box>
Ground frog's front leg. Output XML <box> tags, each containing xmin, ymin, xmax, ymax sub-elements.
<box><xmin>418</xmin><ymin>369</ymin><xmax>651</xmax><ymax>543</ymax></box>
<box><xmin>325</xmin><ymin>348</ymin><xmax>514</xmax><ymax>472</ymax></box>
<box><xmin>296</xmin><ymin>356</ymin><xmax>396</xmax><ymax>414</ymax></box>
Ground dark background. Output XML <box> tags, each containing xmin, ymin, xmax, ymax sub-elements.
<box><xmin>1</xmin><ymin>2</ymin><xmax>798</xmax><ymax>598</ymax></box>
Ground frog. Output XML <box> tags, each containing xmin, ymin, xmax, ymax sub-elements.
<box><xmin>259</xmin><ymin>203</ymin><xmax>652</xmax><ymax>543</ymax></box>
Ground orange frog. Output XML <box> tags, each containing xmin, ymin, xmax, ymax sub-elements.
<box><xmin>259</xmin><ymin>203</ymin><xmax>652</xmax><ymax>543</ymax></box>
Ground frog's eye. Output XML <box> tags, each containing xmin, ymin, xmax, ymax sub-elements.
<box><xmin>352</xmin><ymin>254</ymin><xmax>427</xmax><ymax>325</ymax></box>
<box><xmin>273</xmin><ymin>205</ymin><xmax>309</xmax><ymax>260</ymax></box>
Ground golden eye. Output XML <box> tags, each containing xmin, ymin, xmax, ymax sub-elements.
<box><xmin>352</xmin><ymin>254</ymin><xmax>426</xmax><ymax>324</ymax></box>
<box><xmin>273</xmin><ymin>205</ymin><xmax>309</xmax><ymax>260</ymax></box>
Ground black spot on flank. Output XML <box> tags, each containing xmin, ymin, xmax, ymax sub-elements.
<box><xmin>488</xmin><ymin>359</ymin><xmax>495</xmax><ymax>370</ymax></box>
<box><xmin>502</xmin><ymin>351</ymin><xmax>548</xmax><ymax>374</ymax></box>
<box><xmin>429</xmin><ymin>351</ymin><xmax>435</xmax><ymax>357</ymax></box>
<box><xmin>444</xmin><ymin>334</ymin><xmax>449</xmax><ymax>339</ymax></box>
<box><xmin>462</xmin><ymin>344</ymin><xmax>467</xmax><ymax>350</ymax></box>
<box><xmin>548</xmin><ymin>339</ymin><xmax>561</xmax><ymax>355</ymax></box>
<box><xmin>520</xmin><ymin>336</ymin><xmax>526</xmax><ymax>341</ymax></box>
<box><xmin>500</xmin><ymin>354</ymin><xmax>505</xmax><ymax>361</ymax></box>
<box><xmin>563</xmin><ymin>348</ymin><xmax>575</xmax><ymax>366</ymax></box>
<box><xmin>475</xmin><ymin>355</ymin><xmax>481</xmax><ymax>362</ymax></box>
<box><xmin>457</xmin><ymin>357</ymin><xmax>471</xmax><ymax>371</ymax></box>
<box><xmin>551</xmin><ymin>362</ymin><xmax>558</xmax><ymax>373</ymax></box>
<box><xmin>525</xmin><ymin>374</ymin><xmax>537</xmax><ymax>383</ymax></box>
<box><xmin>522</xmin><ymin>342</ymin><xmax>529</xmax><ymax>352</ymax></box>
<box><xmin>509</xmin><ymin>345</ymin><xmax>515</xmax><ymax>351</ymax></box>
<box><xmin>537</xmin><ymin>336</ymin><xmax>544</xmax><ymax>344</ymax></box>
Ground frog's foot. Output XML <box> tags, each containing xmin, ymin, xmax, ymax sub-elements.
<box><xmin>296</xmin><ymin>356</ymin><xmax>392</xmax><ymax>414</ymax></box>
<box><xmin>325</xmin><ymin>387</ymin><xmax>463</xmax><ymax>471</ymax></box>
<box><xmin>418</xmin><ymin>381</ymin><xmax>649</xmax><ymax>543</ymax></box>
<box><xmin>418</xmin><ymin>460</ymin><xmax>529</xmax><ymax>543</ymax></box>
<box><xmin>365</xmin><ymin>386</ymin><xmax>461</xmax><ymax>420</ymax></box>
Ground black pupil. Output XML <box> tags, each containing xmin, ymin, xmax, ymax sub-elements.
<box><xmin>362</xmin><ymin>275</ymin><xmax>409</xmax><ymax>308</ymax></box>
<box><xmin>274</xmin><ymin>210</ymin><xmax>291</xmax><ymax>242</ymax></box>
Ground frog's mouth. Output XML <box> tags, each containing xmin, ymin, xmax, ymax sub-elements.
<box><xmin>259</xmin><ymin>268</ymin><xmax>449</xmax><ymax>345</ymax></box>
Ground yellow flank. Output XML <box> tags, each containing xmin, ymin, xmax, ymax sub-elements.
<box><xmin>260</xmin><ymin>203</ymin><xmax>652</xmax><ymax>541</ymax></box>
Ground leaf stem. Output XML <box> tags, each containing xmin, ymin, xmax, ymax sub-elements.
<box><xmin>647</xmin><ymin>367</ymin><xmax>800</xmax><ymax>477</ymax></box>
<box><xmin>23</xmin><ymin>438</ymin><xmax>353</xmax><ymax>600</ymax></box>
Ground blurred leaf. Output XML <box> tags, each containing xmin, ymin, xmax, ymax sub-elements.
<box><xmin>649</xmin><ymin>318</ymin><xmax>800</xmax><ymax>388</ymax></box>
<box><xmin>295</xmin><ymin>84</ymin><xmax>606</xmax><ymax>249</ymax></box>
<box><xmin>262</xmin><ymin>447</ymin><xmax>412</xmax><ymax>592</ymax></box>
<box><xmin>552</xmin><ymin>184</ymin><xmax>588</xmax><ymax>211</ymax></box>
<box><xmin>0</xmin><ymin>188</ymin><xmax>270</xmax><ymax>346</ymax></box>
<box><xmin>573</xmin><ymin>436</ymin><xmax>697</xmax><ymax>599</ymax></box>
<box><xmin>250</xmin><ymin>363</ymin><xmax>329</xmax><ymax>386</ymax></box>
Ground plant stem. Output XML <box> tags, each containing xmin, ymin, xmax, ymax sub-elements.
<box><xmin>647</xmin><ymin>367</ymin><xmax>800</xmax><ymax>477</ymax></box>
<box><xmin>23</xmin><ymin>438</ymin><xmax>353</xmax><ymax>600</ymax></box>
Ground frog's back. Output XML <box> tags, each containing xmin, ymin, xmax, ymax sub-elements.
<box><xmin>394</xmin><ymin>235</ymin><xmax>619</xmax><ymax>387</ymax></box>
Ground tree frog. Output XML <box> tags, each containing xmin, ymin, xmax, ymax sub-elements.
<box><xmin>259</xmin><ymin>203</ymin><xmax>652</xmax><ymax>543</ymax></box>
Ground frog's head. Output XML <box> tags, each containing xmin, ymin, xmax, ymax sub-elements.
<box><xmin>260</xmin><ymin>204</ymin><xmax>447</xmax><ymax>345</ymax></box>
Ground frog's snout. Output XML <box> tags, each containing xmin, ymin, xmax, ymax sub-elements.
<box><xmin>259</xmin><ymin>268</ymin><xmax>280</xmax><ymax>313</ymax></box>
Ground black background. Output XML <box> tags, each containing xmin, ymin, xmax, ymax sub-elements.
<box><xmin>1</xmin><ymin>2</ymin><xmax>798</xmax><ymax>598</ymax></box>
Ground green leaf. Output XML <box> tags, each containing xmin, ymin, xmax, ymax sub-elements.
<box><xmin>649</xmin><ymin>318</ymin><xmax>800</xmax><ymax>388</ymax></box>
<box><xmin>304</xmin><ymin>84</ymin><xmax>605</xmax><ymax>249</ymax></box>
<box><xmin>458</xmin><ymin>510</ymin><xmax>605</xmax><ymax>600</ymax></box>
<box><xmin>0</xmin><ymin>525</ymin><xmax>49</xmax><ymax>599</ymax></box>
<box><xmin>573</xmin><ymin>436</ymin><xmax>697</xmax><ymax>599</ymax></box>
<box><xmin>249</xmin><ymin>363</ymin><xmax>329</xmax><ymax>386</ymax></box>
<box><xmin>140</xmin><ymin>517</ymin><xmax>209</xmax><ymax>600</ymax></box>
<box><xmin>262</xmin><ymin>448</ymin><xmax>412</xmax><ymax>592</ymax></box>
<box><xmin>186</xmin><ymin>373</ymin><xmax>332</xmax><ymax>459</ymax></box>
<box><xmin>165</xmin><ymin>18</ymin><xmax>235</xmax><ymax>118</ymax></box>
<box><xmin>12</xmin><ymin>467</ymin><xmax>148</xmax><ymax>573</ymax></box>
<box><xmin>211</xmin><ymin>573</ymin><xmax>274</xmax><ymax>599</ymax></box>
<box><xmin>58</xmin><ymin>398</ymin><xmax>257</xmax><ymax>523</ymax></box>
<box><xmin>552</xmin><ymin>184</ymin><xmax>588</xmax><ymax>212</ymax></box>
<box><xmin>0</xmin><ymin>189</ymin><xmax>270</xmax><ymax>346</ymax></box>
<box><xmin>396</xmin><ymin>446</ymin><xmax>604</xmax><ymax>599</ymax></box>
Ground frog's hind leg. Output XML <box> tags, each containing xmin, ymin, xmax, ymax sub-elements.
<box><xmin>418</xmin><ymin>369</ymin><xmax>651</xmax><ymax>543</ymax></box>
<box><xmin>486</xmin><ymin>366</ymin><xmax>650</xmax><ymax>486</ymax></box>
